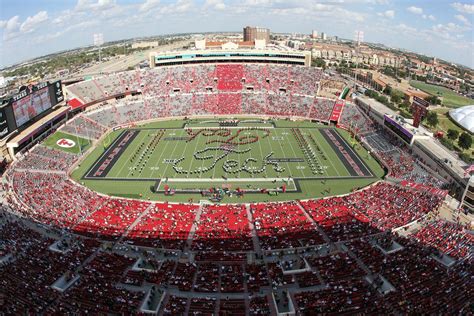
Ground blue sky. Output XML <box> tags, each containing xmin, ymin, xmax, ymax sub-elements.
<box><xmin>0</xmin><ymin>0</ymin><xmax>473</xmax><ymax>68</ymax></box>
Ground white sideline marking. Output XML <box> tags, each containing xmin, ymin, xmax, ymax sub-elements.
<box><xmin>164</xmin><ymin>177</ymin><xmax>294</xmax><ymax>182</ymax></box>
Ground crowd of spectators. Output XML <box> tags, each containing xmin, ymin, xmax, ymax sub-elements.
<box><xmin>338</xmin><ymin>102</ymin><xmax>377</xmax><ymax>135</ymax></box>
<box><xmin>15</xmin><ymin>145</ymin><xmax>78</xmax><ymax>172</ymax></box>
<box><xmin>61</xmin><ymin>115</ymin><xmax>107</xmax><ymax>140</ymax></box>
<box><xmin>300</xmin><ymin>196</ymin><xmax>379</xmax><ymax>241</ymax></box>
<box><xmin>11</xmin><ymin>172</ymin><xmax>108</xmax><ymax>228</ymax></box>
<box><xmin>74</xmin><ymin>199</ymin><xmax>150</xmax><ymax>240</ymax></box>
<box><xmin>192</xmin><ymin>204</ymin><xmax>253</xmax><ymax>251</ymax></box>
<box><xmin>1</xmin><ymin>203</ymin><xmax>471</xmax><ymax>314</ymax></box>
<box><xmin>126</xmin><ymin>202</ymin><xmax>198</xmax><ymax>250</ymax></box>
<box><xmin>2</xmin><ymin>62</ymin><xmax>470</xmax><ymax>314</ymax></box>
<box><xmin>251</xmin><ymin>201</ymin><xmax>325</xmax><ymax>250</ymax></box>
<box><xmin>412</xmin><ymin>219</ymin><xmax>473</xmax><ymax>259</ymax></box>
<box><xmin>362</xmin><ymin>130</ymin><xmax>447</xmax><ymax>188</ymax></box>
<box><xmin>64</xmin><ymin>63</ymin><xmax>330</xmax><ymax>125</ymax></box>
<box><xmin>300</xmin><ymin>181</ymin><xmax>443</xmax><ymax>233</ymax></box>
<box><xmin>347</xmin><ymin>182</ymin><xmax>443</xmax><ymax>229</ymax></box>
<box><xmin>8</xmin><ymin>164</ymin><xmax>445</xmax><ymax>250</ymax></box>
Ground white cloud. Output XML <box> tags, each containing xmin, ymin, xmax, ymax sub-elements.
<box><xmin>422</xmin><ymin>14</ymin><xmax>435</xmax><ymax>21</ymax></box>
<box><xmin>34</xmin><ymin>20</ymin><xmax>99</xmax><ymax>44</ymax></box>
<box><xmin>427</xmin><ymin>22</ymin><xmax>470</xmax><ymax>42</ymax></box>
<box><xmin>140</xmin><ymin>0</ymin><xmax>161</xmax><ymax>12</ymax></box>
<box><xmin>378</xmin><ymin>10</ymin><xmax>395</xmax><ymax>19</ymax></box>
<box><xmin>75</xmin><ymin>0</ymin><xmax>116</xmax><ymax>12</ymax></box>
<box><xmin>455</xmin><ymin>14</ymin><xmax>472</xmax><ymax>25</ymax></box>
<box><xmin>432</xmin><ymin>22</ymin><xmax>466</xmax><ymax>33</ymax></box>
<box><xmin>158</xmin><ymin>0</ymin><xmax>193</xmax><ymax>14</ymax></box>
<box><xmin>451</xmin><ymin>2</ymin><xmax>474</xmax><ymax>14</ymax></box>
<box><xmin>265</xmin><ymin>1</ymin><xmax>365</xmax><ymax>22</ymax></box>
<box><xmin>0</xmin><ymin>15</ymin><xmax>20</xmax><ymax>32</ymax></box>
<box><xmin>397</xmin><ymin>23</ymin><xmax>417</xmax><ymax>33</ymax></box>
<box><xmin>204</xmin><ymin>0</ymin><xmax>226</xmax><ymax>10</ymax></box>
<box><xmin>407</xmin><ymin>6</ymin><xmax>423</xmax><ymax>15</ymax></box>
<box><xmin>244</xmin><ymin>0</ymin><xmax>272</xmax><ymax>6</ymax></box>
<box><xmin>20</xmin><ymin>11</ymin><xmax>48</xmax><ymax>33</ymax></box>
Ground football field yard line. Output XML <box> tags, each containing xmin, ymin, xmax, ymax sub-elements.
<box><xmin>268</xmin><ymin>130</ymin><xmax>292</xmax><ymax>178</ymax></box>
<box><xmin>245</xmin><ymin>130</ymin><xmax>255</xmax><ymax>179</ymax></box>
<box><xmin>160</xmin><ymin>129</ymin><xmax>183</xmax><ymax>178</ymax></box>
<box><xmin>310</xmin><ymin>129</ymin><xmax>343</xmax><ymax>177</ymax></box>
<box><xmin>129</xmin><ymin>131</ymin><xmax>161</xmax><ymax>178</ymax></box>
<box><xmin>237</xmin><ymin>132</ymin><xmax>241</xmax><ymax>178</ymax></box>
<box><xmin>148</xmin><ymin>129</ymin><xmax>174</xmax><ymax>179</ymax></box>
<box><xmin>280</xmin><ymin>129</ymin><xmax>306</xmax><ymax>178</ymax></box>
<box><xmin>180</xmin><ymin>130</ymin><xmax>191</xmax><ymax>176</ymax></box>
<box><xmin>264</xmin><ymin>133</ymin><xmax>283</xmax><ymax>178</ymax></box>
<box><xmin>198</xmin><ymin>131</ymin><xmax>211</xmax><ymax>179</ymax></box>
<box><xmin>300</xmin><ymin>129</ymin><xmax>327</xmax><ymax>177</ymax></box>
<box><xmin>114</xmin><ymin>131</ymin><xmax>148</xmax><ymax>178</ymax></box>
<box><xmin>256</xmin><ymin>132</ymin><xmax>269</xmax><ymax>179</ymax></box>
<box><xmin>187</xmin><ymin>129</ymin><xmax>202</xmax><ymax>178</ymax></box>
<box><xmin>168</xmin><ymin>129</ymin><xmax>190</xmax><ymax>177</ymax></box>
<box><xmin>123</xmin><ymin>131</ymin><xmax>153</xmax><ymax>178</ymax></box>
<box><xmin>210</xmin><ymin>131</ymin><xmax>220</xmax><ymax>179</ymax></box>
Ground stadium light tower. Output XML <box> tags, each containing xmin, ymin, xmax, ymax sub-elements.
<box><xmin>94</xmin><ymin>33</ymin><xmax>104</xmax><ymax>72</ymax></box>
<box><xmin>353</xmin><ymin>30</ymin><xmax>364</xmax><ymax>88</ymax></box>
<box><xmin>351</xmin><ymin>30</ymin><xmax>364</xmax><ymax>139</ymax></box>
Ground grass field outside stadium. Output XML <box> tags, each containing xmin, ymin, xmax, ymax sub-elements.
<box><xmin>66</xmin><ymin>118</ymin><xmax>385</xmax><ymax>203</ymax></box>
<box><xmin>409</xmin><ymin>80</ymin><xmax>472</xmax><ymax>108</ymax></box>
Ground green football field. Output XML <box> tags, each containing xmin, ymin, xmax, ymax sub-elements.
<box><xmin>44</xmin><ymin>130</ymin><xmax>92</xmax><ymax>154</ymax></box>
<box><xmin>69</xmin><ymin>119</ymin><xmax>385</xmax><ymax>203</ymax></box>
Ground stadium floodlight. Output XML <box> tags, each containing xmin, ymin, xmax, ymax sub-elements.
<box><xmin>93</xmin><ymin>33</ymin><xmax>104</xmax><ymax>47</ymax></box>
<box><xmin>353</xmin><ymin>30</ymin><xmax>364</xmax><ymax>92</ymax></box>
<box><xmin>94</xmin><ymin>33</ymin><xmax>104</xmax><ymax>70</ymax></box>
<box><xmin>354</xmin><ymin>31</ymin><xmax>364</xmax><ymax>46</ymax></box>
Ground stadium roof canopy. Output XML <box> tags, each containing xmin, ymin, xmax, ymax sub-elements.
<box><xmin>449</xmin><ymin>105</ymin><xmax>474</xmax><ymax>133</ymax></box>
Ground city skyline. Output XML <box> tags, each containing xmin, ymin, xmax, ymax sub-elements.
<box><xmin>0</xmin><ymin>0</ymin><xmax>473</xmax><ymax>69</ymax></box>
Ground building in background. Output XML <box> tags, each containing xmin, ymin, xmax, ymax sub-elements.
<box><xmin>311</xmin><ymin>30</ymin><xmax>318</xmax><ymax>39</ymax></box>
<box><xmin>321</xmin><ymin>32</ymin><xmax>327</xmax><ymax>40</ymax></box>
<box><xmin>194</xmin><ymin>39</ymin><xmax>266</xmax><ymax>50</ymax></box>
<box><xmin>150</xmin><ymin>49</ymin><xmax>311</xmax><ymax>67</ymax></box>
<box><xmin>243</xmin><ymin>26</ymin><xmax>270</xmax><ymax>44</ymax></box>
<box><xmin>131</xmin><ymin>41</ymin><xmax>159</xmax><ymax>49</ymax></box>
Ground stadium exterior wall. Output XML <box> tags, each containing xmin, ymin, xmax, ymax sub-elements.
<box><xmin>149</xmin><ymin>49</ymin><xmax>311</xmax><ymax>67</ymax></box>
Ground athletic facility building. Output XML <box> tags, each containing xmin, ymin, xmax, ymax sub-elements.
<box><xmin>149</xmin><ymin>49</ymin><xmax>312</xmax><ymax>67</ymax></box>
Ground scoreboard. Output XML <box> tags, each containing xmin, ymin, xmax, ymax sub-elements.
<box><xmin>12</xmin><ymin>83</ymin><xmax>52</xmax><ymax>128</ymax></box>
<box><xmin>1</xmin><ymin>81</ymin><xmax>65</xmax><ymax>140</ymax></box>
<box><xmin>411</xmin><ymin>96</ymin><xmax>429</xmax><ymax>128</ymax></box>
<box><xmin>384</xmin><ymin>115</ymin><xmax>414</xmax><ymax>144</ymax></box>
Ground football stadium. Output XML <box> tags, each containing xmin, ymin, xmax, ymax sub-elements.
<box><xmin>0</xmin><ymin>25</ymin><xmax>473</xmax><ymax>315</ymax></box>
